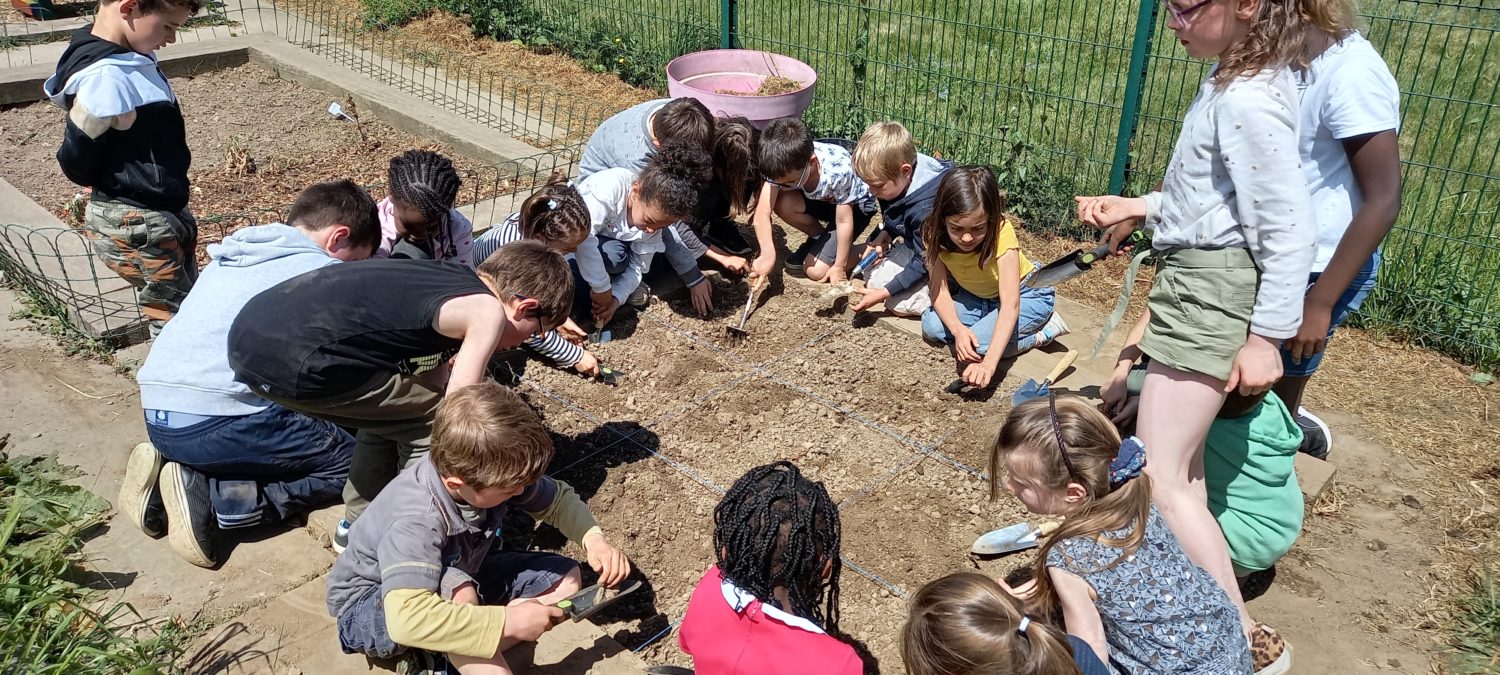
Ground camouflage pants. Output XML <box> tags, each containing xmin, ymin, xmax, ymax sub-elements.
<box><xmin>83</xmin><ymin>199</ymin><xmax>199</xmax><ymax>324</ymax></box>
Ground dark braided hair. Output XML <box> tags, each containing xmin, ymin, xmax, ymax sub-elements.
<box><xmin>518</xmin><ymin>182</ymin><xmax>590</xmax><ymax>250</ymax></box>
<box><xmin>637</xmin><ymin>140</ymin><xmax>713</xmax><ymax>221</ymax></box>
<box><xmin>713</xmin><ymin>461</ymin><xmax>842</xmax><ymax>631</ymax></box>
<box><xmin>388</xmin><ymin>149</ymin><xmax>462</xmax><ymax>223</ymax></box>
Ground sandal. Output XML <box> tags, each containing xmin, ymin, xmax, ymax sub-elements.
<box><xmin>1250</xmin><ymin>622</ymin><xmax>1293</xmax><ymax>675</ymax></box>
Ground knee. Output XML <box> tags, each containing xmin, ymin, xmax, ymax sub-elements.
<box><xmin>554</xmin><ymin>565</ymin><xmax>584</xmax><ymax>597</ymax></box>
<box><xmin>805</xmin><ymin>259</ymin><xmax>830</xmax><ymax>281</ymax></box>
<box><xmin>920</xmin><ymin>312</ymin><xmax>946</xmax><ymax>341</ymax></box>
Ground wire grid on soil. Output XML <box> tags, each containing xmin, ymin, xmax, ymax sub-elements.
<box><xmin>501</xmin><ymin>276</ymin><xmax>1043</xmax><ymax>668</ymax></box>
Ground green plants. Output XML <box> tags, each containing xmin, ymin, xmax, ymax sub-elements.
<box><xmin>1449</xmin><ymin>566</ymin><xmax>1500</xmax><ymax>674</ymax></box>
<box><xmin>359</xmin><ymin>0</ymin><xmax>435</xmax><ymax>28</ymax></box>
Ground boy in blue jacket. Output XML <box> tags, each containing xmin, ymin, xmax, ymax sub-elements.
<box><xmin>127</xmin><ymin>180</ymin><xmax>380</xmax><ymax>568</ymax></box>
<box><xmin>849</xmin><ymin>121</ymin><xmax>953</xmax><ymax>316</ymax></box>
<box><xmin>44</xmin><ymin>0</ymin><xmax>204</xmax><ymax>330</ymax></box>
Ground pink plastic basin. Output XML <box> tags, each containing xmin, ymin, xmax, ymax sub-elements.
<box><xmin>666</xmin><ymin>49</ymin><xmax>818</xmax><ymax>128</ymax></box>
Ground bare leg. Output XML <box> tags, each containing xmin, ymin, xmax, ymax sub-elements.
<box><xmin>449</xmin><ymin>652</ymin><xmax>514</xmax><ymax>675</ymax></box>
<box><xmin>1137</xmin><ymin>359</ymin><xmax>1252</xmax><ymax>634</ymax></box>
<box><xmin>772</xmin><ymin>190</ymin><xmax>824</xmax><ymax>238</ymax></box>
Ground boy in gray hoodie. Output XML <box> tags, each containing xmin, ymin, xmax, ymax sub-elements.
<box><xmin>128</xmin><ymin>180</ymin><xmax>380</xmax><ymax>568</ymax></box>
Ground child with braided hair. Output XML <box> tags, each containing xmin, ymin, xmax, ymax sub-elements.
<box><xmin>990</xmin><ymin>396</ymin><xmax>1253</xmax><ymax>673</ymax></box>
<box><xmin>679</xmin><ymin>462</ymin><xmax>861</xmax><ymax>675</ymax></box>
<box><xmin>378</xmin><ymin>149</ymin><xmax>474</xmax><ymax>266</ymax></box>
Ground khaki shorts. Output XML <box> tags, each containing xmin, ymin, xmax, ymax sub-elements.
<box><xmin>1138</xmin><ymin>247</ymin><xmax>1259</xmax><ymax>381</ymax></box>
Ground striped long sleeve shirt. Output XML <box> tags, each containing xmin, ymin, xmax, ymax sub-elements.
<box><xmin>472</xmin><ymin>215</ymin><xmax>585</xmax><ymax>367</ymax></box>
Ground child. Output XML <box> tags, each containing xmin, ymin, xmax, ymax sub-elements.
<box><xmin>749</xmin><ymin>118</ymin><xmax>878</xmax><ymax>283</ymax></box>
<box><xmin>1075</xmin><ymin>0</ymin><xmax>1316</xmax><ymax>655</ymax></box>
<box><xmin>848</xmin><ymin>121</ymin><xmax>954</xmax><ymax>316</ymax></box>
<box><xmin>901</xmin><ymin>572</ymin><xmax>1110</xmax><ymax>675</ymax></box>
<box><xmin>472</xmin><ymin>182</ymin><xmax>603</xmax><ymax>377</ymax></box>
<box><xmin>227</xmin><ymin>240</ymin><xmax>573</xmax><ymax>549</ymax></box>
<box><xmin>45</xmin><ymin>0</ymin><xmax>204</xmax><ymax>331</ymax></box>
<box><xmin>326</xmin><ymin>381</ymin><xmax>631</xmax><ymax>674</ymax></box>
<box><xmin>1102</xmin><ymin>312</ymin><xmax>1305</xmax><ymax>579</ymax></box>
<box><xmin>574</xmin><ymin>142</ymin><xmax>711</xmax><ymax>328</ymax></box>
<box><xmin>378</xmin><ymin>150</ymin><xmax>475</xmax><ymax>266</ymax></box>
<box><xmin>920</xmin><ymin>166</ymin><xmax>1068</xmax><ymax>390</ymax></box>
<box><xmin>129</xmin><ymin>179</ymin><xmax>380</xmax><ymax>568</ymax></box>
<box><xmin>679</xmin><ymin>462</ymin><xmax>861</xmax><ymax>675</ymax></box>
<box><xmin>1274</xmin><ymin>0</ymin><xmax>1403</xmax><ymax>458</ymax></box>
<box><xmin>990</xmin><ymin>396</ymin><xmax>1255</xmax><ymax>674</ymax></box>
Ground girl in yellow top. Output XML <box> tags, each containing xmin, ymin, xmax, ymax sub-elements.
<box><xmin>921</xmin><ymin>166</ymin><xmax>1068</xmax><ymax>389</ymax></box>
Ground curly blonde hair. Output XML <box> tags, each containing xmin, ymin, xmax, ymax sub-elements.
<box><xmin>1213</xmin><ymin>0</ymin><xmax>1310</xmax><ymax>87</ymax></box>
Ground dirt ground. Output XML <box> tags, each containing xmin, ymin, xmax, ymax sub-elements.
<box><xmin>0</xmin><ymin>62</ymin><xmax>514</xmax><ymax>245</ymax></box>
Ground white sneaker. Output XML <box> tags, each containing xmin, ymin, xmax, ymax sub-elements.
<box><xmin>1026</xmin><ymin>312</ymin><xmax>1071</xmax><ymax>352</ymax></box>
<box><xmin>1294</xmin><ymin>407</ymin><xmax>1332</xmax><ymax>460</ymax></box>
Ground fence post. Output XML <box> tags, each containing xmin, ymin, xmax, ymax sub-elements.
<box><xmin>720</xmin><ymin>0</ymin><xmax>738</xmax><ymax>49</ymax></box>
<box><xmin>1108</xmin><ymin>0</ymin><xmax>1160</xmax><ymax>195</ymax></box>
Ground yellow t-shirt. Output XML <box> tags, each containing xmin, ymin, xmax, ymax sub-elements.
<box><xmin>938</xmin><ymin>218</ymin><xmax>1035</xmax><ymax>298</ymax></box>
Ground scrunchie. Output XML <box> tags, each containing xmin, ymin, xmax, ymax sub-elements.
<box><xmin>1108</xmin><ymin>436</ymin><xmax>1147</xmax><ymax>487</ymax></box>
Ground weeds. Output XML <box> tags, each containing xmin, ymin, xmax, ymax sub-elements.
<box><xmin>1449</xmin><ymin>566</ymin><xmax>1500</xmax><ymax>674</ymax></box>
<box><xmin>5</xmin><ymin>290</ymin><xmax>116</xmax><ymax>362</ymax></box>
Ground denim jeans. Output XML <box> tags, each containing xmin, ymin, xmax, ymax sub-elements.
<box><xmin>1280</xmin><ymin>251</ymin><xmax>1380</xmax><ymax>377</ymax></box>
<box><xmin>145</xmin><ymin>404</ymin><xmax>353</xmax><ymax>529</ymax></box>
<box><xmin>921</xmin><ymin>282</ymin><xmax>1056</xmax><ymax>357</ymax></box>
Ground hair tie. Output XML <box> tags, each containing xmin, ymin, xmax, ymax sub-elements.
<box><xmin>1017</xmin><ymin>616</ymin><xmax>1032</xmax><ymax>637</ymax></box>
<box><xmin>1108</xmin><ymin>436</ymin><xmax>1148</xmax><ymax>487</ymax></box>
<box><xmin>546</xmin><ymin>198</ymin><xmax>559</xmax><ymax>210</ymax></box>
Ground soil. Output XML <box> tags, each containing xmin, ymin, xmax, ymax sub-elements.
<box><xmin>0</xmin><ymin>63</ymin><xmax>513</xmax><ymax>246</ymax></box>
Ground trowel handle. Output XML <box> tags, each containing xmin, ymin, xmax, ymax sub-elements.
<box><xmin>1044</xmin><ymin>350</ymin><xmax>1079</xmax><ymax>386</ymax></box>
<box><xmin>1080</xmin><ymin>229</ymin><xmax>1148</xmax><ymax>265</ymax></box>
<box><xmin>852</xmin><ymin>249</ymin><xmax>880</xmax><ymax>277</ymax></box>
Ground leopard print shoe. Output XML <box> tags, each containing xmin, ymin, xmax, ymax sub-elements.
<box><xmin>1251</xmin><ymin>622</ymin><xmax>1293</xmax><ymax>675</ymax></box>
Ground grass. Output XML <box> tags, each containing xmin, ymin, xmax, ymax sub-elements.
<box><xmin>1449</xmin><ymin>566</ymin><xmax>1500</xmax><ymax>674</ymax></box>
<box><xmin>0</xmin><ymin>437</ymin><xmax>190</xmax><ymax>673</ymax></box>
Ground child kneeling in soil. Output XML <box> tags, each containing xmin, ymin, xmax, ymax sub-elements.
<box><xmin>921</xmin><ymin>166</ymin><xmax>1068</xmax><ymax>390</ymax></box>
<box><xmin>901</xmin><ymin>572</ymin><xmax>1110</xmax><ymax>675</ymax></box>
<box><xmin>130</xmin><ymin>179</ymin><xmax>380</xmax><ymax>568</ymax></box>
<box><xmin>679</xmin><ymin>462</ymin><xmax>861</xmax><ymax>675</ymax></box>
<box><xmin>574</xmin><ymin>142</ymin><xmax>711</xmax><ymax>330</ymax></box>
<box><xmin>377</xmin><ymin>149</ymin><xmax>475</xmax><ymax>266</ymax></box>
<box><xmin>227</xmin><ymin>240</ymin><xmax>572</xmax><ymax>551</ymax></box>
<box><xmin>326</xmin><ymin>382</ymin><xmax>631</xmax><ymax>675</ymax></box>
<box><xmin>990</xmin><ymin>396</ymin><xmax>1252</xmax><ymax>673</ymax></box>
<box><xmin>472</xmin><ymin>181</ymin><xmax>604</xmax><ymax>378</ymax></box>
<box><xmin>749</xmin><ymin>118</ymin><xmax>878</xmax><ymax>283</ymax></box>
<box><xmin>848</xmin><ymin>121</ymin><xmax>954</xmax><ymax>316</ymax></box>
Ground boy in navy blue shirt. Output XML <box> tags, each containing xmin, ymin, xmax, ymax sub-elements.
<box><xmin>849</xmin><ymin>121</ymin><xmax>954</xmax><ymax>316</ymax></box>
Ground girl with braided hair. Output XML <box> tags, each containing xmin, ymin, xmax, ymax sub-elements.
<box><xmin>679</xmin><ymin>462</ymin><xmax>861</xmax><ymax>675</ymax></box>
<box><xmin>377</xmin><ymin>149</ymin><xmax>475</xmax><ymax>266</ymax></box>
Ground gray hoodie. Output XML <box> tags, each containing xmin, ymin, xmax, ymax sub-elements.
<box><xmin>137</xmin><ymin>224</ymin><xmax>340</xmax><ymax>416</ymax></box>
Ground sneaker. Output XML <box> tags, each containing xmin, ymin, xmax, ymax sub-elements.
<box><xmin>784</xmin><ymin>239</ymin><xmax>816</xmax><ymax>275</ymax></box>
<box><xmin>119</xmin><ymin>442</ymin><xmax>166</xmax><ymax>538</ymax></box>
<box><xmin>333</xmin><ymin>519</ymin><xmax>352</xmax><ymax>554</ymax></box>
<box><xmin>626</xmin><ymin>282</ymin><xmax>651</xmax><ymax>309</ymax></box>
<box><xmin>398</xmin><ymin>650</ymin><xmax>454</xmax><ymax>675</ymax></box>
<box><xmin>1250</xmin><ymin>623</ymin><xmax>1292</xmax><ymax>675</ymax></box>
<box><xmin>158</xmin><ymin>462</ymin><xmax>217</xmax><ymax>568</ymax></box>
<box><xmin>702</xmin><ymin>217</ymin><xmax>753</xmax><ymax>257</ymax></box>
<box><xmin>1294</xmin><ymin>407</ymin><xmax>1332</xmax><ymax>460</ymax></box>
<box><xmin>1012</xmin><ymin>311</ymin><xmax>1072</xmax><ymax>354</ymax></box>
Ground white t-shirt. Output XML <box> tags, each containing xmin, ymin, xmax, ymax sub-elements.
<box><xmin>1297</xmin><ymin>31</ymin><xmax>1401</xmax><ymax>273</ymax></box>
<box><xmin>574</xmin><ymin>167</ymin><xmax>663</xmax><ymax>302</ymax></box>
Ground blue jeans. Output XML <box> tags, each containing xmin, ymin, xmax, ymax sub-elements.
<box><xmin>145</xmin><ymin>404</ymin><xmax>354</xmax><ymax>529</ymax></box>
<box><xmin>921</xmin><ymin>282</ymin><xmax>1056</xmax><ymax>357</ymax></box>
<box><xmin>1280</xmin><ymin>252</ymin><xmax>1379</xmax><ymax>377</ymax></box>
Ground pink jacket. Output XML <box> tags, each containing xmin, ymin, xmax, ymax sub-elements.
<box><xmin>374</xmin><ymin>196</ymin><xmax>475</xmax><ymax>268</ymax></box>
<box><xmin>679</xmin><ymin>566</ymin><xmax>863</xmax><ymax>675</ymax></box>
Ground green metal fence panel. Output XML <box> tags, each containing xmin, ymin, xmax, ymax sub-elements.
<box><xmin>1127</xmin><ymin>0</ymin><xmax>1499</xmax><ymax>367</ymax></box>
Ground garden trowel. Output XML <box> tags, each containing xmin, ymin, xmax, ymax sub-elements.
<box><xmin>1011</xmin><ymin>349</ymin><xmax>1078</xmax><ymax>405</ymax></box>
<box><xmin>555</xmin><ymin>580</ymin><xmax>643</xmax><ymax>622</ymax></box>
<box><xmin>970</xmin><ymin>522</ymin><xmax>1041</xmax><ymax>556</ymax></box>
<box><xmin>1026</xmin><ymin>229</ymin><xmax>1147</xmax><ymax>288</ymax></box>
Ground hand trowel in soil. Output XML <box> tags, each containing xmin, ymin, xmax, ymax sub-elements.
<box><xmin>971</xmin><ymin>520</ymin><xmax>1061</xmax><ymax>556</ymax></box>
<box><xmin>726</xmin><ymin>277</ymin><xmax>766</xmax><ymax>344</ymax></box>
<box><xmin>555</xmin><ymin>580</ymin><xmax>643</xmax><ymax>622</ymax></box>
<box><xmin>1011</xmin><ymin>350</ymin><xmax>1078</xmax><ymax>405</ymax></box>
<box><xmin>1026</xmin><ymin>229</ymin><xmax>1147</xmax><ymax>289</ymax></box>
<box><xmin>584</xmin><ymin>366</ymin><xmax>624</xmax><ymax>386</ymax></box>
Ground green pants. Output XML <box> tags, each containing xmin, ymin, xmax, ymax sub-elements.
<box><xmin>83</xmin><ymin>199</ymin><xmax>199</xmax><ymax>323</ymax></box>
<box><xmin>1138</xmin><ymin>247</ymin><xmax>1259</xmax><ymax>381</ymax></box>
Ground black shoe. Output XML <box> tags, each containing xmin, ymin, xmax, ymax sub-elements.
<box><xmin>784</xmin><ymin>239</ymin><xmax>816</xmax><ymax>275</ymax></box>
<box><xmin>159</xmin><ymin>462</ymin><xmax>217</xmax><ymax>568</ymax></box>
<box><xmin>1294</xmin><ymin>408</ymin><xmax>1332</xmax><ymax>460</ymax></box>
<box><xmin>119</xmin><ymin>442</ymin><xmax>166</xmax><ymax>538</ymax></box>
<box><xmin>398</xmin><ymin>650</ymin><xmax>454</xmax><ymax>675</ymax></box>
<box><xmin>701</xmin><ymin>217</ymin><xmax>752</xmax><ymax>257</ymax></box>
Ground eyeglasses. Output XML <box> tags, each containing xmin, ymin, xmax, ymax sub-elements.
<box><xmin>1048</xmin><ymin>392</ymin><xmax>1088</xmax><ymax>493</ymax></box>
<box><xmin>1162</xmin><ymin>0</ymin><xmax>1214</xmax><ymax>24</ymax></box>
<box><xmin>765</xmin><ymin>164</ymin><xmax>810</xmax><ymax>191</ymax></box>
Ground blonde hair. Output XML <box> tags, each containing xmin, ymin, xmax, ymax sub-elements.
<box><xmin>1213</xmin><ymin>0</ymin><xmax>1311</xmax><ymax>88</ymax></box>
<box><xmin>989</xmin><ymin>397</ymin><xmax>1153</xmax><ymax>617</ymax></box>
<box><xmin>902</xmin><ymin>573</ymin><xmax>1083</xmax><ymax>675</ymax></box>
<box><xmin>1301</xmin><ymin>0</ymin><xmax>1360</xmax><ymax>39</ymax></box>
<box><xmin>431</xmin><ymin>382</ymin><xmax>552</xmax><ymax>488</ymax></box>
<box><xmin>853</xmin><ymin>121</ymin><xmax>918</xmax><ymax>182</ymax></box>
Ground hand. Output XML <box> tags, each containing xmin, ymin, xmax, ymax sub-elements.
<box><xmin>1099</xmin><ymin>361</ymin><xmax>1132</xmax><ymax>418</ymax></box>
<box><xmin>1286</xmin><ymin>299</ymin><xmax>1333</xmax><ymax>364</ymax></box>
<box><xmin>999</xmin><ymin>577</ymin><xmax>1037</xmax><ymax>600</ymax></box>
<box><xmin>583</xmin><ymin>531</ymin><xmax>632</xmax><ymax>588</ymax></box>
<box><xmin>826</xmin><ymin>264</ymin><xmax>848</xmax><ymax>285</ymax></box>
<box><xmin>689</xmin><ymin>281</ymin><xmax>713</xmax><ymax>317</ymax></box>
<box><xmin>719</xmin><ymin>255</ymin><xmax>750</xmax><ymax>276</ymax></box>
<box><xmin>866</xmin><ymin>231</ymin><xmax>892</xmax><ymax>260</ymax></box>
<box><xmin>593</xmin><ymin>296</ymin><xmax>620</xmax><ymax>328</ymax></box>
<box><xmin>1225</xmin><ymin>333</ymin><xmax>1284</xmax><ymax>396</ymax></box>
<box><xmin>1075</xmin><ymin>195</ymin><xmax>1146</xmax><ymax>229</ymax></box>
<box><xmin>557</xmin><ymin>318</ymin><xmax>588</xmax><ymax>345</ymax></box>
<box><xmin>1107</xmin><ymin>396</ymin><xmax>1140</xmax><ymax>426</ymax></box>
<box><xmin>953</xmin><ymin>327</ymin><xmax>982</xmax><ymax>363</ymax></box>
<box><xmin>850</xmin><ymin>286</ymin><xmax>891</xmax><ymax>313</ymax></box>
<box><xmin>1101</xmin><ymin>222</ymin><xmax>1141</xmax><ymax>258</ymax></box>
<box><xmin>502</xmin><ymin>600</ymin><xmax>565</xmax><ymax>643</ymax></box>
<box><xmin>749</xmin><ymin>253</ymin><xmax>776</xmax><ymax>282</ymax></box>
<box><xmin>590</xmin><ymin>290</ymin><xmax>614</xmax><ymax>318</ymax></box>
<box><xmin>962</xmin><ymin>361</ymin><xmax>996</xmax><ymax>389</ymax></box>
<box><xmin>572</xmin><ymin>351</ymin><xmax>601</xmax><ymax>377</ymax></box>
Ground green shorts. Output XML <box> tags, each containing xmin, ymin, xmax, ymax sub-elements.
<box><xmin>1138</xmin><ymin>247</ymin><xmax>1259</xmax><ymax>381</ymax></box>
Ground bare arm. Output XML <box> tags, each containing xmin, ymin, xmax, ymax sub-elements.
<box><xmin>432</xmin><ymin>294</ymin><xmax>505</xmax><ymax>390</ymax></box>
<box><xmin>982</xmin><ymin>251</ymin><xmax>1023</xmax><ymax>367</ymax></box>
<box><xmin>928</xmin><ymin>255</ymin><xmax>961</xmax><ymax>335</ymax></box>
<box><xmin>1313</xmin><ymin>131</ymin><xmax>1401</xmax><ymax>309</ymax></box>
<box><xmin>749</xmin><ymin>183</ymin><xmax>779</xmax><ymax>278</ymax></box>
<box><xmin>1050</xmin><ymin>567</ymin><xmax>1109</xmax><ymax>665</ymax></box>
<box><xmin>832</xmin><ymin>203</ymin><xmax>855</xmax><ymax>270</ymax></box>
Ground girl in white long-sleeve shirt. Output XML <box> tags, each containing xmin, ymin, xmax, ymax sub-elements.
<box><xmin>1075</xmin><ymin>1</ymin><xmax>1315</xmax><ymax>672</ymax></box>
